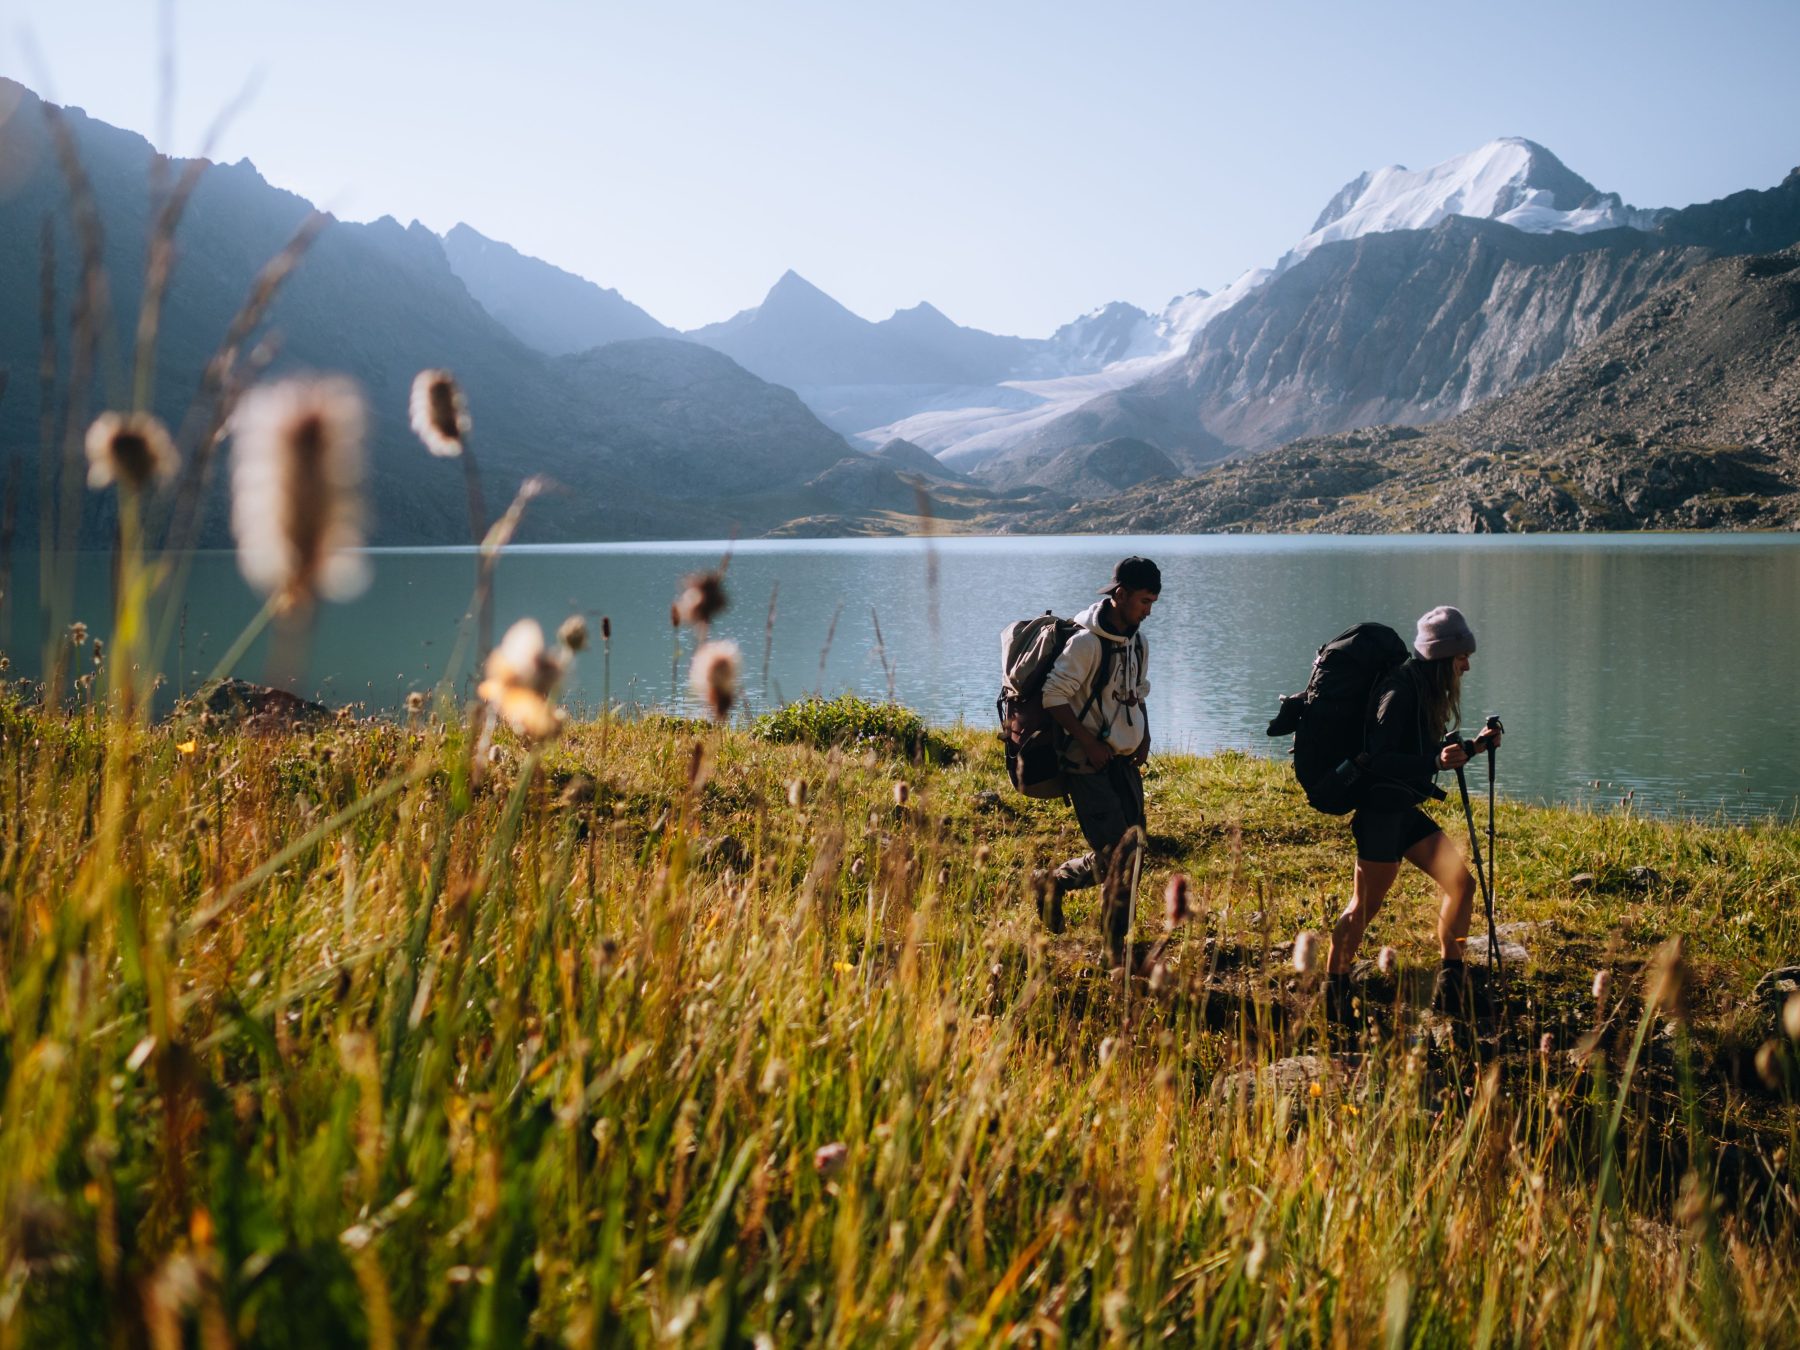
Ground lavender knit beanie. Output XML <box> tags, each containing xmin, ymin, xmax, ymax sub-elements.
<box><xmin>1414</xmin><ymin>605</ymin><xmax>1477</xmax><ymax>661</ymax></box>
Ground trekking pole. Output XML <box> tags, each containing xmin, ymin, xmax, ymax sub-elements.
<box><xmin>1446</xmin><ymin>735</ymin><xmax>1501</xmax><ymax>983</ymax></box>
<box><xmin>1484</xmin><ymin>716</ymin><xmax>1504</xmax><ymax>1005</ymax></box>
<box><xmin>1483</xmin><ymin>717</ymin><xmax>1503</xmax><ymax>908</ymax></box>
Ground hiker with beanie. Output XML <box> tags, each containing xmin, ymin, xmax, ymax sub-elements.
<box><xmin>1323</xmin><ymin>605</ymin><xmax>1503</xmax><ymax>1018</ymax></box>
<box><xmin>1036</xmin><ymin>556</ymin><xmax>1159</xmax><ymax>964</ymax></box>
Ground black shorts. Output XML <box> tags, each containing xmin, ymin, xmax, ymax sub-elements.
<box><xmin>1350</xmin><ymin>805</ymin><xmax>1441</xmax><ymax>864</ymax></box>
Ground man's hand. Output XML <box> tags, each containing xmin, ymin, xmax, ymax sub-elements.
<box><xmin>1082</xmin><ymin>734</ymin><xmax>1114</xmax><ymax>769</ymax></box>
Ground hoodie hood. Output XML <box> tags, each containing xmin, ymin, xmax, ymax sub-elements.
<box><xmin>1073</xmin><ymin>599</ymin><xmax>1134</xmax><ymax>645</ymax></box>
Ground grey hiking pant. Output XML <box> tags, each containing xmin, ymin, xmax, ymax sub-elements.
<box><xmin>1054</xmin><ymin>760</ymin><xmax>1146</xmax><ymax>949</ymax></box>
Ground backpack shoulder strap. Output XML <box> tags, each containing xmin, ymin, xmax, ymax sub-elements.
<box><xmin>1075</xmin><ymin>635</ymin><xmax>1116</xmax><ymax>724</ymax></box>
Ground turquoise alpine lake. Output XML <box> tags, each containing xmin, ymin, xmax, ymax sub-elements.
<box><xmin>7</xmin><ymin>533</ymin><xmax>1798</xmax><ymax>817</ymax></box>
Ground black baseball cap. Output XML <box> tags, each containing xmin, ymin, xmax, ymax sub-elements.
<box><xmin>1101</xmin><ymin>556</ymin><xmax>1162</xmax><ymax>594</ymax></box>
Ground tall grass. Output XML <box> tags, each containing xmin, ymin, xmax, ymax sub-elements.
<box><xmin>0</xmin><ymin>708</ymin><xmax>1794</xmax><ymax>1345</ymax></box>
<box><xmin>2</xmin><ymin>78</ymin><xmax>1795</xmax><ymax>1348</ymax></box>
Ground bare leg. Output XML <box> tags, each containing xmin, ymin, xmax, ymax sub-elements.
<box><xmin>1401</xmin><ymin>830</ymin><xmax>1478</xmax><ymax>961</ymax></box>
<box><xmin>1327</xmin><ymin>858</ymin><xmax>1402</xmax><ymax>974</ymax></box>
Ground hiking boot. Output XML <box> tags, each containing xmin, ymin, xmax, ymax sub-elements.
<box><xmin>1032</xmin><ymin>871</ymin><xmax>1066</xmax><ymax>934</ymax></box>
<box><xmin>1431</xmin><ymin>960</ymin><xmax>1476</xmax><ymax>1019</ymax></box>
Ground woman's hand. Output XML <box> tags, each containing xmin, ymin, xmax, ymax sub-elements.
<box><xmin>1438</xmin><ymin>742</ymin><xmax>1470</xmax><ymax>770</ymax></box>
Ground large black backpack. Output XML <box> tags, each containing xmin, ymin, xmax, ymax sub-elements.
<box><xmin>1266</xmin><ymin>623</ymin><xmax>1409</xmax><ymax>814</ymax></box>
<box><xmin>997</xmin><ymin>613</ymin><xmax>1117</xmax><ymax>799</ymax></box>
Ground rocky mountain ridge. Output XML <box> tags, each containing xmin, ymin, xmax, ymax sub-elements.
<box><xmin>1018</xmin><ymin>170</ymin><xmax>1800</xmax><ymax>472</ymax></box>
<box><xmin>1023</xmin><ymin>244</ymin><xmax>1800</xmax><ymax>535</ymax></box>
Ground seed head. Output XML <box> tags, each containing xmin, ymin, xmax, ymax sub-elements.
<box><xmin>758</xmin><ymin>1058</ymin><xmax>788</xmax><ymax>1094</ymax></box>
<box><xmin>558</xmin><ymin>615</ymin><xmax>588</xmax><ymax>652</ymax></box>
<box><xmin>1754</xmin><ymin>1040</ymin><xmax>1783</xmax><ymax>1090</ymax></box>
<box><xmin>408</xmin><ymin>369</ymin><xmax>470</xmax><ymax>456</ymax></box>
<box><xmin>0</xmin><ymin>656</ymin><xmax>9</xmax><ymax>673</ymax></box>
<box><xmin>1163</xmin><ymin>873</ymin><xmax>1191</xmax><ymax>925</ymax></box>
<box><xmin>892</xmin><ymin>781</ymin><xmax>910</xmax><ymax>807</ymax></box>
<box><xmin>1538</xmin><ymin>1032</ymin><xmax>1555</xmax><ymax>1056</ymax></box>
<box><xmin>477</xmin><ymin>619</ymin><xmax>568</xmax><ymax>740</ymax></box>
<box><xmin>674</xmin><ymin>571</ymin><xmax>728</xmax><ymax>628</ymax></box>
<box><xmin>1592</xmin><ymin>969</ymin><xmax>1612</xmax><ymax>1005</ymax></box>
<box><xmin>688</xmin><ymin>639</ymin><xmax>740</xmax><ymax>721</ymax></box>
<box><xmin>84</xmin><ymin>411</ymin><xmax>179</xmax><ymax>491</ymax></box>
<box><xmin>1376</xmin><ymin>946</ymin><xmax>1398</xmax><ymax>977</ymax></box>
<box><xmin>478</xmin><ymin>476</ymin><xmax>549</xmax><ymax>558</ymax></box>
<box><xmin>813</xmin><ymin>1142</ymin><xmax>848</xmax><ymax>1177</ymax></box>
<box><xmin>1291</xmin><ymin>931</ymin><xmax>1320</xmax><ymax>975</ymax></box>
<box><xmin>1785</xmin><ymin>992</ymin><xmax>1800</xmax><ymax>1042</ymax></box>
<box><xmin>405</xmin><ymin>691</ymin><xmax>426</xmax><ymax>714</ymax></box>
<box><xmin>69</xmin><ymin>622</ymin><xmax>88</xmax><ymax>646</ymax></box>
<box><xmin>974</xmin><ymin>843</ymin><xmax>991</xmax><ymax>865</ymax></box>
<box><xmin>1646</xmin><ymin>937</ymin><xmax>1686</xmax><ymax>1017</ymax></box>
<box><xmin>229</xmin><ymin>377</ymin><xmax>370</xmax><ymax>611</ymax></box>
<box><xmin>90</xmin><ymin>639</ymin><xmax>104</xmax><ymax>668</ymax></box>
<box><xmin>600</xmin><ymin>616</ymin><xmax>611</xmax><ymax>642</ymax></box>
<box><xmin>786</xmin><ymin>778</ymin><xmax>807</xmax><ymax>808</ymax></box>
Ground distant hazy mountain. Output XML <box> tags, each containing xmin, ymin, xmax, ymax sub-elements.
<box><xmin>440</xmin><ymin>223</ymin><xmax>675</xmax><ymax>353</ymax></box>
<box><xmin>0</xmin><ymin>79</ymin><xmax>852</xmax><ymax>547</ymax></box>
<box><xmin>989</xmin><ymin>437</ymin><xmax>1180</xmax><ymax>499</ymax></box>
<box><xmin>686</xmin><ymin>271</ymin><xmax>1044</xmax><ymax>389</ymax></box>
<box><xmin>871</xmin><ymin>438</ymin><xmax>963</xmax><ymax>481</ymax></box>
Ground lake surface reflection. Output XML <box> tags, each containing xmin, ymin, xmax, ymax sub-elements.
<box><xmin>7</xmin><ymin>534</ymin><xmax>1797</xmax><ymax>817</ymax></box>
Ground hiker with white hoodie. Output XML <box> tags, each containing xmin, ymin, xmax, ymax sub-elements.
<box><xmin>1037</xmin><ymin>556</ymin><xmax>1159</xmax><ymax>962</ymax></box>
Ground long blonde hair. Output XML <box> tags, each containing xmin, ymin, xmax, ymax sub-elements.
<box><xmin>1418</xmin><ymin>656</ymin><xmax>1463</xmax><ymax>740</ymax></box>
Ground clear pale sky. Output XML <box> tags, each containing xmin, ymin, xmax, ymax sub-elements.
<box><xmin>6</xmin><ymin>0</ymin><xmax>1798</xmax><ymax>336</ymax></box>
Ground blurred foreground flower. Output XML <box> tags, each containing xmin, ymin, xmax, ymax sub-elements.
<box><xmin>558</xmin><ymin>616</ymin><xmax>588</xmax><ymax>652</ymax></box>
<box><xmin>1754</xmin><ymin>1040</ymin><xmax>1783</xmax><ymax>1089</ymax></box>
<box><xmin>689</xmin><ymin>640</ymin><xmax>739</xmax><ymax>721</ymax></box>
<box><xmin>1291</xmin><ymin>931</ymin><xmax>1320</xmax><ymax>975</ymax></box>
<box><xmin>408</xmin><ymin>369</ymin><xmax>470</xmax><ymax>457</ymax></box>
<box><xmin>478</xmin><ymin>619</ymin><xmax>568</xmax><ymax>740</ymax></box>
<box><xmin>230</xmin><ymin>377</ymin><xmax>369</xmax><ymax>611</ymax></box>
<box><xmin>813</xmin><ymin>1142</ymin><xmax>848</xmax><ymax>1178</ymax></box>
<box><xmin>1786</xmin><ymin>991</ymin><xmax>1800</xmax><ymax>1042</ymax></box>
<box><xmin>1376</xmin><ymin>946</ymin><xmax>1398</xmax><ymax>976</ymax></box>
<box><xmin>675</xmin><ymin>571</ymin><xmax>728</xmax><ymax>628</ymax></box>
<box><xmin>85</xmin><ymin>411</ymin><xmax>178</xmax><ymax>490</ymax></box>
<box><xmin>1164</xmin><ymin>873</ymin><xmax>1191</xmax><ymax>925</ymax></box>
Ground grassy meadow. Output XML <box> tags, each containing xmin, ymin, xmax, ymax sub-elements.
<box><xmin>5</xmin><ymin>102</ymin><xmax>1795</xmax><ymax>1343</ymax></box>
<box><xmin>0</xmin><ymin>686</ymin><xmax>1795</xmax><ymax>1347</ymax></box>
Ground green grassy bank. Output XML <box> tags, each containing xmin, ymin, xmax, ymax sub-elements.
<box><xmin>0</xmin><ymin>697</ymin><xmax>1796</xmax><ymax>1346</ymax></box>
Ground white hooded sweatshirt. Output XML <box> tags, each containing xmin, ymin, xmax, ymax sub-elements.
<box><xmin>1040</xmin><ymin>600</ymin><xmax>1150</xmax><ymax>771</ymax></box>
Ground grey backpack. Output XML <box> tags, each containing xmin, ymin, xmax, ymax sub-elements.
<box><xmin>997</xmin><ymin>612</ymin><xmax>1114</xmax><ymax>798</ymax></box>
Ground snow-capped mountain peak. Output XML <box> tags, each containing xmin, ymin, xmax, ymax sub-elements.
<box><xmin>1289</xmin><ymin>137</ymin><xmax>1664</xmax><ymax>265</ymax></box>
